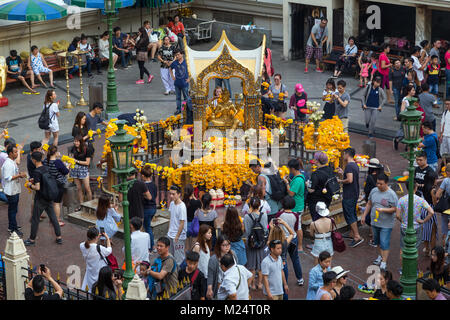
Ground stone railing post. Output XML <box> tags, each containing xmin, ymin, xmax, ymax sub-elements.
<box><xmin>125</xmin><ymin>274</ymin><xmax>148</xmax><ymax>300</ymax></box>
<box><xmin>3</xmin><ymin>232</ymin><xmax>30</xmax><ymax>300</ymax></box>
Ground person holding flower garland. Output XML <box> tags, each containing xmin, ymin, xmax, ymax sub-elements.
<box><xmin>268</xmin><ymin>74</ymin><xmax>288</xmax><ymax>118</ymax></box>
<box><xmin>322</xmin><ymin>78</ymin><xmax>338</xmax><ymax>120</ymax></box>
<box><xmin>289</xmin><ymin>83</ymin><xmax>308</xmax><ymax>122</ymax></box>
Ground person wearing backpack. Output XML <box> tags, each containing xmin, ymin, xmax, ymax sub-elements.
<box><xmin>243</xmin><ymin>197</ymin><xmax>268</xmax><ymax>291</ymax></box>
<box><xmin>307</xmin><ymin>152</ymin><xmax>335</xmax><ymax>222</ymax></box>
<box><xmin>419</xmin><ymin>121</ymin><xmax>440</xmax><ymax>172</ymax></box>
<box><xmin>146</xmin><ymin>236</ymin><xmax>178</xmax><ymax>299</ymax></box>
<box><xmin>40</xmin><ymin>90</ymin><xmax>60</xmax><ymax>147</ymax></box>
<box><xmin>249</xmin><ymin>160</ymin><xmax>284</xmax><ymax>223</ymax></box>
<box><xmin>178</xmin><ymin>250</ymin><xmax>207</xmax><ymax>300</ymax></box>
<box><xmin>24</xmin><ymin>152</ymin><xmax>62</xmax><ymax>246</ymax></box>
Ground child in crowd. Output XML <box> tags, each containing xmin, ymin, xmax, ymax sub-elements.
<box><xmin>137</xmin><ymin>261</ymin><xmax>150</xmax><ymax>289</ymax></box>
<box><xmin>334</xmin><ymin>80</ymin><xmax>351</xmax><ymax>133</ymax></box>
<box><xmin>370</xmin><ymin>54</ymin><xmax>378</xmax><ymax>82</ymax></box>
<box><xmin>322</xmin><ymin>78</ymin><xmax>337</xmax><ymax>120</ymax></box>
<box><xmin>359</xmin><ymin>56</ymin><xmax>370</xmax><ymax>87</ymax></box>
<box><xmin>426</xmin><ymin>55</ymin><xmax>441</xmax><ymax>103</ymax></box>
<box><xmin>178</xmin><ymin>250</ymin><xmax>207</xmax><ymax>300</ymax></box>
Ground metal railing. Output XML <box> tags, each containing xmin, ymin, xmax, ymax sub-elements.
<box><xmin>0</xmin><ymin>255</ymin><xmax>6</xmax><ymax>300</ymax></box>
<box><xmin>22</xmin><ymin>267</ymin><xmax>107</xmax><ymax>300</ymax></box>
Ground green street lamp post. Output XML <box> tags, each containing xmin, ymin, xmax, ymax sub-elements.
<box><xmin>107</xmin><ymin>120</ymin><xmax>135</xmax><ymax>295</ymax></box>
<box><xmin>104</xmin><ymin>0</ymin><xmax>119</xmax><ymax>116</ymax></box>
<box><xmin>399</xmin><ymin>97</ymin><xmax>423</xmax><ymax>298</ymax></box>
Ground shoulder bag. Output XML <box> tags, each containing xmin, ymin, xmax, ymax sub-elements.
<box><xmin>329</xmin><ymin>218</ymin><xmax>346</xmax><ymax>252</ymax></box>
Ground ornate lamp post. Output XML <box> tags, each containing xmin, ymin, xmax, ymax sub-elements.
<box><xmin>399</xmin><ymin>97</ymin><xmax>423</xmax><ymax>298</ymax></box>
<box><xmin>107</xmin><ymin>120</ymin><xmax>135</xmax><ymax>294</ymax></box>
<box><xmin>104</xmin><ymin>0</ymin><xmax>119</xmax><ymax>117</ymax></box>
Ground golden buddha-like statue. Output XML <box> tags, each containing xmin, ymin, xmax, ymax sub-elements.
<box><xmin>207</xmin><ymin>88</ymin><xmax>243</xmax><ymax>130</ymax></box>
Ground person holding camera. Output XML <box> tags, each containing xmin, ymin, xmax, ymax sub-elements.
<box><xmin>80</xmin><ymin>226</ymin><xmax>112</xmax><ymax>292</ymax></box>
<box><xmin>92</xmin><ymin>266</ymin><xmax>123</xmax><ymax>300</ymax></box>
<box><xmin>25</xmin><ymin>266</ymin><xmax>63</xmax><ymax>300</ymax></box>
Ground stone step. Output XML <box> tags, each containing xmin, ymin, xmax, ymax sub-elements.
<box><xmin>67</xmin><ymin>209</ymin><xmax>170</xmax><ymax>240</ymax></box>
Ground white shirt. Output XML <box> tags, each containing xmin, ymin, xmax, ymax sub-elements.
<box><xmin>441</xmin><ymin>109</ymin><xmax>450</xmax><ymax>137</ymax></box>
<box><xmin>217</xmin><ymin>264</ymin><xmax>253</xmax><ymax>300</ymax></box>
<box><xmin>127</xmin><ymin>230</ymin><xmax>150</xmax><ymax>263</ymax></box>
<box><xmin>43</xmin><ymin>102</ymin><xmax>59</xmax><ymax>131</ymax></box>
<box><xmin>79</xmin><ymin>243</ymin><xmax>112</xmax><ymax>292</ymax></box>
<box><xmin>0</xmin><ymin>152</ymin><xmax>8</xmax><ymax>169</ymax></box>
<box><xmin>99</xmin><ymin>38</ymin><xmax>110</xmax><ymax>59</ymax></box>
<box><xmin>241</xmin><ymin>199</ymin><xmax>271</xmax><ymax>216</ymax></box>
<box><xmin>412</xmin><ymin>55</ymin><xmax>424</xmax><ymax>82</ymax></box>
<box><xmin>80</xmin><ymin>42</ymin><xmax>94</xmax><ymax>59</ymax></box>
<box><xmin>198</xmin><ymin>245</ymin><xmax>210</xmax><ymax>278</ymax></box>
<box><xmin>167</xmin><ymin>201</ymin><xmax>187</xmax><ymax>240</ymax></box>
<box><xmin>1</xmin><ymin>157</ymin><xmax>20</xmax><ymax>196</ymax></box>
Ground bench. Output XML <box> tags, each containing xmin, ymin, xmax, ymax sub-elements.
<box><xmin>6</xmin><ymin>54</ymin><xmax>65</xmax><ymax>84</ymax></box>
<box><xmin>323</xmin><ymin>45</ymin><xmax>404</xmax><ymax>77</ymax></box>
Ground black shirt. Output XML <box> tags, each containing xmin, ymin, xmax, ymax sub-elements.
<box><xmin>27</xmin><ymin>153</ymin><xmax>36</xmax><ymax>177</ymax></box>
<box><xmin>343</xmin><ymin>162</ymin><xmax>359</xmax><ymax>199</ymax></box>
<box><xmin>72</xmin><ymin>125</ymin><xmax>89</xmax><ymax>139</ymax></box>
<box><xmin>309</xmin><ymin>166</ymin><xmax>334</xmax><ymax>203</ymax></box>
<box><xmin>364</xmin><ymin>174</ymin><xmax>377</xmax><ymax>202</ymax></box>
<box><xmin>70</xmin><ymin>144</ymin><xmax>94</xmax><ymax>162</ymax></box>
<box><xmin>178</xmin><ymin>268</ymin><xmax>207</xmax><ymax>300</ymax></box>
<box><xmin>389</xmin><ymin>67</ymin><xmax>406</xmax><ymax>90</ymax></box>
<box><xmin>186</xmin><ymin>199</ymin><xmax>202</xmax><ymax>223</ymax></box>
<box><xmin>32</xmin><ymin>165</ymin><xmax>48</xmax><ymax>200</ymax></box>
<box><xmin>25</xmin><ymin>288</ymin><xmax>61</xmax><ymax>300</ymax></box>
<box><xmin>128</xmin><ymin>180</ymin><xmax>148</xmax><ymax>219</ymax></box>
<box><xmin>143</xmin><ymin>181</ymin><xmax>157</xmax><ymax>209</ymax></box>
<box><xmin>372</xmin><ymin>289</ymin><xmax>389</xmax><ymax>300</ymax></box>
<box><xmin>414</xmin><ymin>165</ymin><xmax>437</xmax><ymax>205</ymax></box>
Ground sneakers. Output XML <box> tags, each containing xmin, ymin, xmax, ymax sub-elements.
<box><xmin>368</xmin><ymin>239</ymin><xmax>377</xmax><ymax>247</ymax></box>
<box><xmin>136</xmin><ymin>79</ymin><xmax>145</xmax><ymax>84</ymax></box>
<box><xmin>304</xmin><ymin>67</ymin><xmax>309</xmax><ymax>73</ymax></box>
<box><xmin>380</xmin><ymin>261</ymin><xmax>387</xmax><ymax>270</ymax></box>
<box><xmin>68</xmin><ymin>74</ymin><xmax>74</xmax><ymax>79</ymax></box>
<box><xmin>315</xmin><ymin>68</ymin><xmax>324</xmax><ymax>73</ymax></box>
<box><xmin>297</xmin><ymin>278</ymin><xmax>305</xmax><ymax>286</ymax></box>
<box><xmin>373</xmin><ymin>255</ymin><xmax>382</xmax><ymax>266</ymax></box>
<box><xmin>365</xmin><ymin>122</ymin><xmax>369</xmax><ymax>129</ymax></box>
<box><xmin>88</xmin><ymin>73</ymin><xmax>93</xmax><ymax>78</ymax></box>
<box><xmin>174</xmin><ymin>110</ymin><xmax>181</xmax><ymax>115</ymax></box>
<box><xmin>148</xmin><ymin>75</ymin><xmax>154</xmax><ymax>83</ymax></box>
<box><xmin>349</xmin><ymin>238</ymin><xmax>364</xmax><ymax>248</ymax></box>
<box><xmin>358</xmin><ymin>283</ymin><xmax>375</xmax><ymax>294</ymax></box>
<box><xmin>55</xmin><ymin>238</ymin><xmax>63</xmax><ymax>245</ymax></box>
<box><xmin>164</xmin><ymin>91</ymin><xmax>169</xmax><ymax>95</ymax></box>
<box><xmin>393</xmin><ymin>137</ymin><xmax>399</xmax><ymax>151</ymax></box>
<box><xmin>170</xmin><ymin>90</ymin><xmax>175</xmax><ymax>95</ymax></box>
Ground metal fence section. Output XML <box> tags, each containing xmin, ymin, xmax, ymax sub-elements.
<box><xmin>263</xmin><ymin>118</ymin><xmax>306</xmax><ymax>159</ymax></box>
<box><xmin>0</xmin><ymin>255</ymin><xmax>6</xmax><ymax>300</ymax></box>
<box><xmin>22</xmin><ymin>267</ymin><xmax>107</xmax><ymax>300</ymax></box>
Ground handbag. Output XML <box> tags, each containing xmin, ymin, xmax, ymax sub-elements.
<box><xmin>435</xmin><ymin>191</ymin><xmax>450</xmax><ymax>213</ymax></box>
<box><xmin>329</xmin><ymin>218</ymin><xmax>346</xmax><ymax>252</ymax></box>
<box><xmin>188</xmin><ymin>215</ymin><xmax>200</xmax><ymax>237</ymax></box>
<box><xmin>137</xmin><ymin>51</ymin><xmax>148</xmax><ymax>62</ymax></box>
<box><xmin>286</xmin><ymin>107</ymin><xmax>295</xmax><ymax>120</ymax></box>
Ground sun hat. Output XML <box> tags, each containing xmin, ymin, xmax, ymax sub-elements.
<box><xmin>315</xmin><ymin>202</ymin><xmax>330</xmax><ymax>217</ymax></box>
<box><xmin>295</xmin><ymin>83</ymin><xmax>305</xmax><ymax>93</ymax></box>
<box><xmin>367</xmin><ymin>158</ymin><xmax>382</xmax><ymax>168</ymax></box>
<box><xmin>331</xmin><ymin>266</ymin><xmax>349</xmax><ymax>279</ymax></box>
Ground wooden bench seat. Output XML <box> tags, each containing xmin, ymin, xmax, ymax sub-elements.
<box><xmin>6</xmin><ymin>54</ymin><xmax>64</xmax><ymax>85</ymax></box>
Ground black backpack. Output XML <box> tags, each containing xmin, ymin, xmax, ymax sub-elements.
<box><xmin>38</xmin><ymin>104</ymin><xmax>51</xmax><ymax>130</ymax></box>
<box><xmin>433</xmin><ymin>136</ymin><xmax>441</xmax><ymax>160</ymax></box>
<box><xmin>247</xmin><ymin>213</ymin><xmax>267</xmax><ymax>249</ymax></box>
<box><xmin>40</xmin><ymin>169</ymin><xmax>59</xmax><ymax>201</ymax></box>
<box><xmin>325</xmin><ymin>175</ymin><xmax>340</xmax><ymax>196</ymax></box>
<box><xmin>265</xmin><ymin>173</ymin><xmax>287</xmax><ymax>202</ymax></box>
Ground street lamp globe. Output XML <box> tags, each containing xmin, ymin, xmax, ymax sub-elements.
<box><xmin>400</xmin><ymin>97</ymin><xmax>422</xmax><ymax>145</ymax></box>
<box><xmin>104</xmin><ymin>0</ymin><xmax>115</xmax><ymax>13</ymax></box>
<box><xmin>107</xmin><ymin>120</ymin><xmax>135</xmax><ymax>176</ymax></box>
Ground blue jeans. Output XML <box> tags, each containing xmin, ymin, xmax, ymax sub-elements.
<box><xmin>144</xmin><ymin>208</ymin><xmax>156</xmax><ymax>250</ymax></box>
<box><xmin>429</xmin><ymin>162</ymin><xmax>438</xmax><ymax>172</ymax></box>
<box><xmin>116</xmin><ymin>49</ymin><xmax>130</xmax><ymax>67</ymax></box>
<box><xmin>282</xmin><ymin>262</ymin><xmax>288</xmax><ymax>300</ymax></box>
<box><xmin>446</xmin><ymin>69</ymin><xmax>450</xmax><ymax>99</ymax></box>
<box><xmin>175</xmin><ymin>85</ymin><xmax>193</xmax><ymax>124</ymax></box>
<box><xmin>429</xmin><ymin>83</ymin><xmax>439</xmax><ymax>95</ymax></box>
<box><xmin>215</xmin><ymin>78</ymin><xmax>232</xmax><ymax>97</ymax></box>
<box><xmin>372</xmin><ymin>226</ymin><xmax>393</xmax><ymax>251</ymax></box>
<box><xmin>6</xmin><ymin>194</ymin><xmax>19</xmax><ymax>231</ymax></box>
<box><xmin>342</xmin><ymin>198</ymin><xmax>358</xmax><ymax>225</ymax></box>
<box><xmin>287</xmin><ymin>237</ymin><xmax>303</xmax><ymax>281</ymax></box>
<box><xmin>393</xmin><ymin>88</ymin><xmax>401</xmax><ymax>118</ymax></box>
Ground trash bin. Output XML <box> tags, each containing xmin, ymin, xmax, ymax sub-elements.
<box><xmin>89</xmin><ymin>82</ymin><xmax>103</xmax><ymax>111</ymax></box>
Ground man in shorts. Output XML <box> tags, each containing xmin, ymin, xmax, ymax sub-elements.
<box><xmin>305</xmin><ymin>18</ymin><xmax>328</xmax><ymax>73</ymax></box>
<box><xmin>6</xmin><ymin>50</ymin><xmax>36</xmax><ymax>93</ymax></box>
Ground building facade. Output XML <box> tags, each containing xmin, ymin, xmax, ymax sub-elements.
<box><xmin>283</xmin><ymin>0</ymin><xmax>450</xmax><ymax>60</ymax></box>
